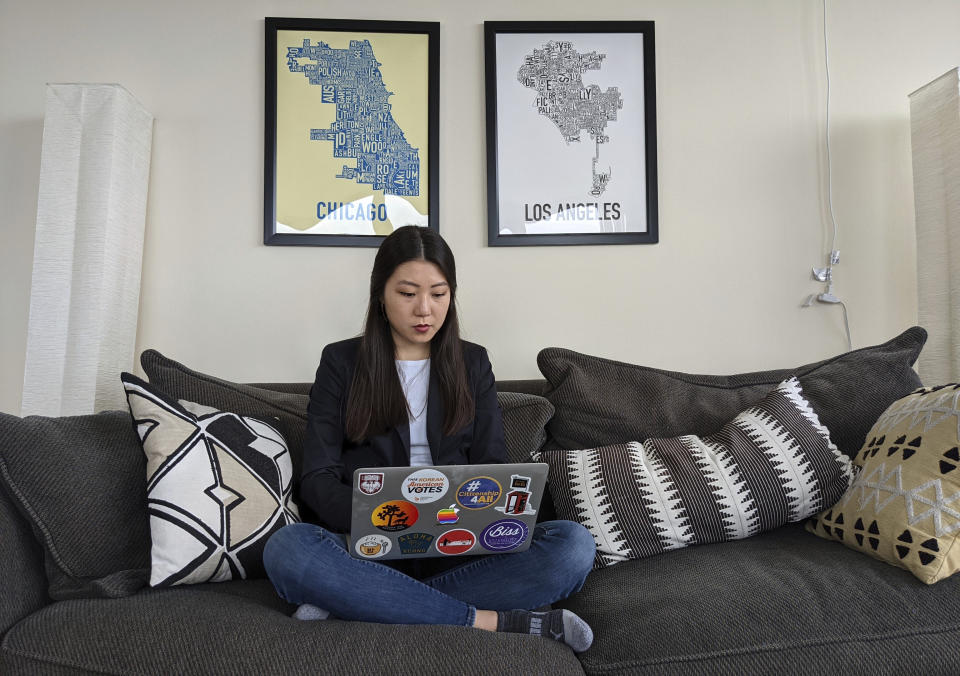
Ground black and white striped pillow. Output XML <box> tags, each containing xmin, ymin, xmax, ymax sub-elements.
<box><xmin>534</xmin><ymin>377</ymin><xmax>854</xmax><ymax>567</ymax></box>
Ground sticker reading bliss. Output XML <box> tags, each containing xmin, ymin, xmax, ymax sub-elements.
<box><xmin>455</xmin><ymin>476</ymin><xmax>502</xmax><ymax>510</ymax></box>
<box><xmin>371</xmin><ymin>500</ymin><xmax>419</xmax><ymax>532</ymax></box>
<box><xmin>401</xmin><ymin>469</ymin><xmax>449</xmax><ymax>504</ymax></box>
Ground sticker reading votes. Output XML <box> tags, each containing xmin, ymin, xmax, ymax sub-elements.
<box><xmin>401</xmin><ymin>469</ymin><xmax>449</xmax><ymax>504</ymax></box>
<box><xmin>455</xmin><ymin>476</ymin><xmax>502</xmax><ymax>510</ymax></box>
<box><xmin>355</xmin><ymin>534</ymin><xmax>391</xmax><ymax>558</ymax></box>
<box><xmin>435</xmin><ymin>529</ymin><xmax>476</xmax><ymax>555</ymax></box>
<box><xmin>371</xmin><ymin>500</ymin><xmax>418</xmax><ymax>532</ymax></box>
<box><xmin>480</xmin><ymin>519</ymin><xmax>529</xmax><ymax>552</ymax></box>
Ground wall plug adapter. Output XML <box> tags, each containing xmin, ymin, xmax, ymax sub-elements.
<box><xmin>817</xmin><ymin>291</ymin><xmax>841</xmax><ymax>303</ymax></box>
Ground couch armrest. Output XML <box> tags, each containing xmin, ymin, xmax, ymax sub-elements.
<box><xmin>0</xmin><ymin>477</ymin><xmax>49</xmax><ymax>637</ymax></box>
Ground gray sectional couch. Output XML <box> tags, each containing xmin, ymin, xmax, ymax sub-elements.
<box><xmin>3</xmin><ymin>327</ymin><xmax>959</xmax><ymax>675</ymax></box>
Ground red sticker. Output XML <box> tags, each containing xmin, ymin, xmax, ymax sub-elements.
<box><xmin>435</xmin><ymin>528</ymin><xmax>476</xmax><ymax>555</ymax></box>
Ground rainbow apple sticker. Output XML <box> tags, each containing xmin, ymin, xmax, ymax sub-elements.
<box><xmin>436</xmin><ymin>504</ymin><xmax>460</xmax><ymax>525</ymax></box>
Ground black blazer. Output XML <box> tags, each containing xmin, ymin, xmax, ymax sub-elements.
<box><xmin>300</xmin><ymin>336</ymin><xmax>507</xmax><ymax>533</ymax></box>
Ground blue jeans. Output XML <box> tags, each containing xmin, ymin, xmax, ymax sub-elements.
<box><xmin>263</xmin><ymin>520</ymin><xmax>596</xmax><ymax>627</ymax></box>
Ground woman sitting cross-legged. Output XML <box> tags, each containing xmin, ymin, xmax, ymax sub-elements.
<box><xmin>263</xmin><ymin>225</ymin><xmax>596</xmax><ymax>653</ymax></box>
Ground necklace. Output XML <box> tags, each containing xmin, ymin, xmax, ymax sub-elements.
<box><xmin>397</xmin><ymin>359</ymin><xmax>430</xmax><ymax>418</ymax></box>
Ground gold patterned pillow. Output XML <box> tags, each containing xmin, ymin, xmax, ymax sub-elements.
<box><xmin>807</xmin><ymin>384</ymin><xmax>960</xmax><ymax>584</ymax></box>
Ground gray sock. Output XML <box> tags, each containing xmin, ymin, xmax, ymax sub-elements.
<box><xmin>293</xmin><ymin>603</ymin><xmax>330</xmax><ymax>621</ymax></box>
<box><xmin>496</xmin><ymin>609</ymin><xmax>594</xmax><ymax>653</ymax></box>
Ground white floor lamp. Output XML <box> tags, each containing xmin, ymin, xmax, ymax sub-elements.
<box><xmin>910</xmin><ymin>68</ymin><xmax>960</xmax><ymax>385</ymax></box>
<box><xmin>21</xmin><ymin>84</ymin><xmax>154</xmax><ymax>416</ymax></box>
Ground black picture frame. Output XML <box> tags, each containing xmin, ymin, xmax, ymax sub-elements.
<box><xmin>485</xmin><ymin>21</ymin><xmax>658</xmax><ymax>246</ymax></box>
<box><xmin>265</xmin><ymin>17</ymin><xmax>440</xmax><ymax>247</ymax></box>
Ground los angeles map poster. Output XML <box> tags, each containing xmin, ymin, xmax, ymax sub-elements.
<box><xmin>485</xmin><ymin>22</ymin><xmax>658</xmax><ymax>246</ymax></box>
<box><xmin>265</xmin><ymin>18</ymin><xmax>439</xmax><ymax>246</ymax></box>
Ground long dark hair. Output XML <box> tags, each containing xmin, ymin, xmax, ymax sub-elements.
<box><xmin>344</xmin><ymin>226</ymin><xmax>474</xmax><ymax>443</ymax></box>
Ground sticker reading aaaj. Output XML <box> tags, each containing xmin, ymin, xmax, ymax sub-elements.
<box><xmin>435</xmin><ymin>529</ymin><xmax>476</xmax><ymax>555</ymax></box>
<box><xmin>397</xmin><ymin>532</ymin><xmax>435</xmax><ymax>555</ymax></box>
<box><xmin>355</xmin><ymin>534</ymin><xmax>391</xmax><ymax>558</ymax></box>
<box><xmin>401</xmin><ymin>469</ymin><xmax>449</xmax><ymax>504</ymax></box>
<box><xmin>371</xmin><ymin>500</ymin><xmax>419</xmax><ymax>532</ymax></box>
<box><xmin>480</xmin><ymin>519</ymin><xmax>529</xmax><ymax>552</ymax></box>
<box><xmin>358</xmin><ymin>472</ymin><xmax>384</xmax><ymax>495</ymax></box>
<box><xmin>455</xmin><ymin>476</ymin><xmax>502</xmax><ymax>510</ymax></box>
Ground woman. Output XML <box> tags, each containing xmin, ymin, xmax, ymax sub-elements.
<box><xmin>263</xmin><ymin>226</ymin><xmax>596</xmax><ymax>653</ymax></box>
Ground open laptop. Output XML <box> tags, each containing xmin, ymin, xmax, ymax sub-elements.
<box><xmin>348</xmin><ymin>463</ymin><xmax>548</xmax><ymax>560</ymax></box>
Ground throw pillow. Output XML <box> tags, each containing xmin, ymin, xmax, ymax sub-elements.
<box><xmin>121</xmin><ymin>373</ymin><xmax>300</xmax><ymax>586</ymax></box>
<box><xmin>537</xmin><ymin>326</ymin><xmax>926</xmax><ymax>456</ymax></box>
<box><xmin>497</xmin><ymin>391</ymin><xmax>554</xmax><ymax>463</ymax></box>
<box><xmin>140</xmin><ymin>349</ymin><xmax>312</xmax><ymax>484</ymax></box>
<box><xmin>0</xmin><ymin>410</ymin><xmax>151</xmax><ymax>599</ymax></box>
<box><xmin>535</xmin><ymin>378</ymin><xmax>853</xmax><ymax>568</ymax></box>
<box><xmin>807</xmin><ymin>384</ymin><xmax>960</xmax><ymax>584</ymax></box>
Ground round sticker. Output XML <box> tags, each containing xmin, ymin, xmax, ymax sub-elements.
<box><xmin>355</xmin><ymin>534</ymin><xmax>391</xmax><ymax>558</ymax></box>
<box><xmin>480</xmin><ymin>519</ymin><xmax>529</xmax><ymax>552</ymax></box>
<box><xmin>455</xmin><ymin>476</ymin><xmax>502</xmax><ymax>510</ymax></box>
<box><xmin>435</xmin><ymin>528</ymin><xmax>476</xmax><ymax>555</ymax></box>
<box><xmin>401</xmin><ymin>469</ymin><xmax>449</xmax><ymax>504</ymax></box>
<box><xmin>371</xmin><ymin>500</ymin><xmax>419</xmax><ymax>532</ymax></box>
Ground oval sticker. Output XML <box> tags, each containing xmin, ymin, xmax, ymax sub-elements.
<box><xmin>455</xmin><ymin>476</ymin><xmax>502</xmax><ymax>510</ymax></box>
<box><xmin>401</xmin><ymin>469</ymin><xmax>449</xmax><ymax>504</ymax></box>
<box><xmin>371</xmin><ymin>500</ymin><xmax>419</xmax><ymax>532</ymax></box>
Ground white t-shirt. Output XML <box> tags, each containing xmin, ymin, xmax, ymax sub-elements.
<box><xmin>396</xmin><ymin>358</ymin><xmax>431</xmax><ymax>466</ymax></box>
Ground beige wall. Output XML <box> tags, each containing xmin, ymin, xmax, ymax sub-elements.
<box><xmin>2</xmin><ymin>0</ymin><xmax>958</xmax><ymax>415</ymax></box>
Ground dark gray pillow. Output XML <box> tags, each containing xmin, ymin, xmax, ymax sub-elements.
<box><xmin>141</xmin><ymin>349</ymin><xmax>553</xmax><ymax>473</ymax></box>
<box><xmin>497</xmin><ymin>392</ymin><xmax>554</xmax><ymax>463</ymax></box>
<box><xmin>0</xmin><ymin>411</ymin><xmax>150</xmax><ymax>600</ymax></box>
<box><xmin>538</xmin><ymin>327</ymin><xmax>927</xmax><ymax>456</ymax></box>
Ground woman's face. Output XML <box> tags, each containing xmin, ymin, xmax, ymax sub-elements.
<box><xmin>381</xmin><ymin>259</ymin><xmax>450</xmax><ymax>359</ymax></box>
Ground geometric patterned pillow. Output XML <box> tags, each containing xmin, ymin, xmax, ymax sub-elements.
<box><xmin>535</xmin><ymin>378</ymin><xmax>854</xmax><ymax>568</ymax></box>
<box><xmin>120</xmin><ymin>374</ymin><xmax>299</xmax><ymax>587</ymax></box>
<box><xmin>807</xmin><ymin>384</ymin><xmax>960</xmax><ymax>584</ymax></box>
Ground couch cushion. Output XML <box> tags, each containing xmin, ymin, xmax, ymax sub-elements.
<box><xmin>0</xmin><ymin>411</ymin><xmax>150</xmax><ymax>600</ymax></box>
<box><xmin>121</xmin><ymin>374</ymin><xmax>301</xmax><ymax>587</ymax></box>
<box><xmin>558</xmin><ymin>521</ymin><xmax>960</xmax><ymax>675</ymax></box>
<box><xmin>0</xmin><ymin>581</ymin><xmax>586</xmax><ymax>675</ymax></box>
<box><xmin>538</xmin><ymin>327</ymin><xmax>927</xmax><ymax>456</ymax></box>
<box><xmin>0</xmin><ymin>482</ymin><xmax>49</xmax><ymax>636</ymax></box>
<box><xmin>537</xmin><ymin>378</ymin><xmax>852</xmax><ymax>567</ymax></box>
<box><xmin>141</xmin><ymin>349</ymin><xmax>554</xmax><ymax>472</ymax></box>
<box><xmin>809</xmin><ymin>383</ymin><xmax>960</xmax><ymax>584</ymax></box>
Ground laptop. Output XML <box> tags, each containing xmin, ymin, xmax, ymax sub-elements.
<box><xmin>348</xmin><ymin>463</ymin><xmax>548</xmax><ymax>560</ymax></box>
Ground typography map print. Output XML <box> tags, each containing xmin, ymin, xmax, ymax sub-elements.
<box><xmin>495</xmin><ymin>32</ymin><xmax>648</xmax><ymax>236</ymax></box>
<box><xmin>517</xmin><ymin>41</ymin><xmax>623</xmax><ymax>198</ymax></box>
<box><xmin>274</xmin><ymin>30</ymin><xmax>430</xmax><ymax>236</ymax></box>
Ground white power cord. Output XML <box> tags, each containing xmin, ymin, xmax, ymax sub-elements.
<box><xmin>803</xmin><ymin>0</ymin><xmax>852</xmax><ymax>352</ymax></box>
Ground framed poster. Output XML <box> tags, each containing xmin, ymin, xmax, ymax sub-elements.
<box><xmin>265</xmin><ymin>18</ymin><xmax>439</xmax><ymax>246</ymax></box>
<box><xmin>485</xmin><ymin>21</ymin><xmax>658</xmax><ymax>246</ymax></box>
